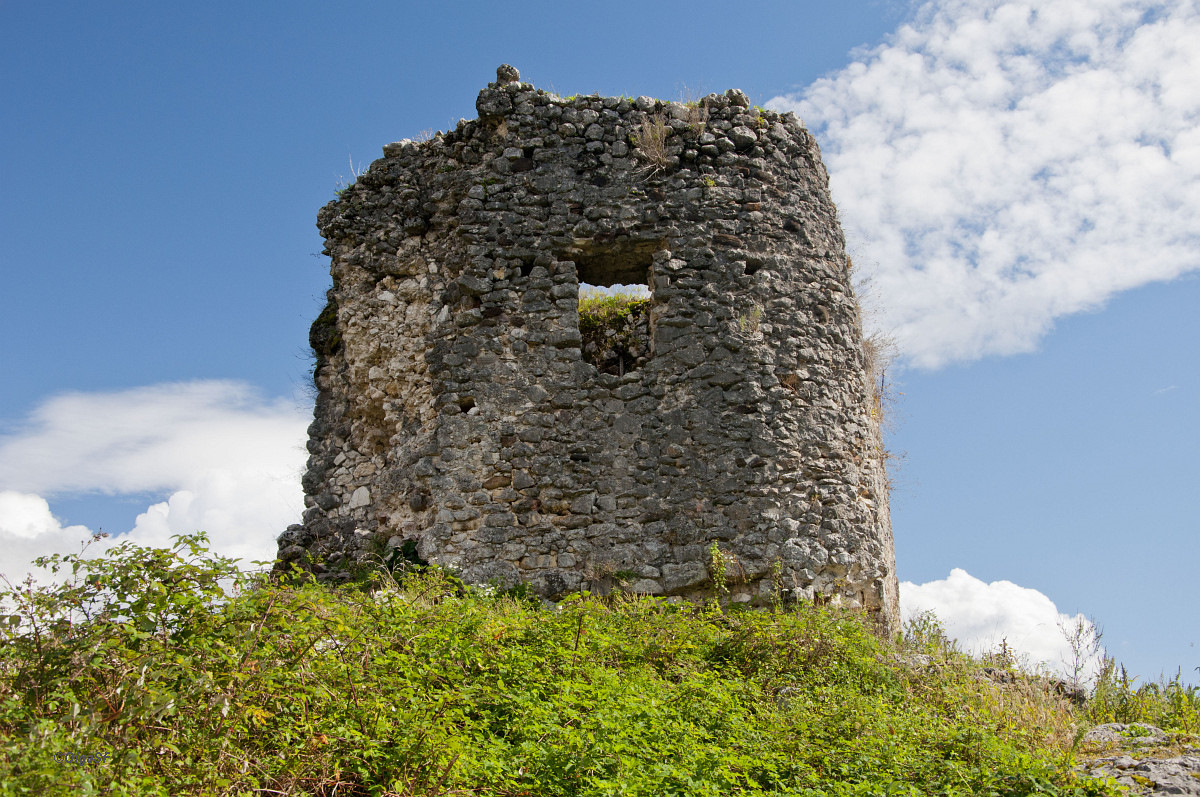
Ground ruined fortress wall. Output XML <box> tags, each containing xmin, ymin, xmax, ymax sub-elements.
<box><xmin>278</xmin><ymin>66</ymin><xmax>899</xmax><ymax>633</ymax></box>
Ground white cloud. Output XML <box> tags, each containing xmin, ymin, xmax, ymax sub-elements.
<box><xmin>0</xmin><ymin>381</ymin><xmax>310</xmax><ymax>582</ymax></box>
<box><xmin>901</xmin><ymin>568</ymin><xmax>1103</xmax><ymax>680</ymax></box>
<box><xmin>0</xmin><ymin>491</ymin><xmax>100</xmax><ymax>585</ymax></box>
<box><xmin>769</xmin><ymin>0</ymin><xmax>1200</xmax><ymax>368</ymax></box>
<box><xmin>0</xmin><ymin>491</ymin><xmax>91</xmax><ymax>541</ymax></box>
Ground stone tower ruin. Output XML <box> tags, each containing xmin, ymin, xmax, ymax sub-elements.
<box><xmin>277</xmin><ymin>66</ymin><xmax>900</xmax><ymax>633</ymax></box>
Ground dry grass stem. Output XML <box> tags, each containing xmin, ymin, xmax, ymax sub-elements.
<box><xmin>632</xmin><ymin>113</ymin><xmax>671</xmax><ymax>171</ymax></box>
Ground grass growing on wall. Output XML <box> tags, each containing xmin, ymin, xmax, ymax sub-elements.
<box><xmin>578</xmin><ymin>289</ymin><xmax>650</xmax><ymax>375</ymax></box>
<box><xmin>578</xmin><ymin>289</ymin><xmax>649</xmax><ymax>333</ymax></box>
<box><xmin>0</xmin><ymin>534</ymin><xmax>1194</xmax><ymax>795</ymax></box>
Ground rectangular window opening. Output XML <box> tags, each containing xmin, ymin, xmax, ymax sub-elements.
<box><xmin>570</xmin><ymin>239</ymin><xmax>659</xmax><ymax>376</ymax></box>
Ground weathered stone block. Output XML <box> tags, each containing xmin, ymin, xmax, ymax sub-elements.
<box><xmin>347</xmin><ymin>487</ymin><xmax>370</xmax><ymax>509</ymax></box>
<box><xmin>661</xmin><ymin>562</ymin><xmax>709</xmax><ymax>591</ymax></box>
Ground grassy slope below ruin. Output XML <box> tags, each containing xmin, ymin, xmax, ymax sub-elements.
<box><xmin>0</xmin><ymin>534</ymin><xmax>1196</xmax><ymax>796</ymax></box>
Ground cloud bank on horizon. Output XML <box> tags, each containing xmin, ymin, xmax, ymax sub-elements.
<box><xmin>0</xmin><ymin>382</ymin><xmax>309</xmax><ymax>575</ymax></box>
<box><xmin>768</xmin><ymin>0</ymin><xmax>1200</xmax><ymax>369</ymax></box>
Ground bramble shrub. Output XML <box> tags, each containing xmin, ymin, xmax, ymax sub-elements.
<box><xmin>0</xmin><ymin>533</ymin><xmax>1138</xmax><ymax>795</ymax></box>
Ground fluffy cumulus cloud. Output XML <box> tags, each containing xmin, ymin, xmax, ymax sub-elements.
<box><xmin>0</xmin><ymin>491</ymin><xmax>99</xmax><ymax>582</ymax></box>
<box><xmin>902</xmin><ymin>569</ymin><xmax>1103</xmax><ymax>680</ymax></box>
<box><xmin>0</xmin><ymin>381</ymin><xmax>309</xmax><ymax>582</ymax></box>
<box><xmin>769</xmin><ymin>0</ymin><xmax>1200</xmax><ymax>368</ymax></box>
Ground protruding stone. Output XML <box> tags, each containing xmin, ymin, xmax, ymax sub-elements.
<box><xmin>726</xmin><ymin>88</ymin><xmax>750</xmax><ymax>108</ymax></box>
<box><xmin>278</xmin><ymin>545</ymin><xmax>306</xmax><ymax>561</ymax></box>
<box><xmin>729</xmin><ymin>126</ymin><xmax>758</xmax><ymax>148</ymax></box>
<box><xmin>348</xmin><ymin>487</ymin><xmax>370</xmax><ymax>509</ymax></box>
<box><xmin>496</xmin><ymin>64</ymin><xmax>520</xmax><ymax>84</ymax></box>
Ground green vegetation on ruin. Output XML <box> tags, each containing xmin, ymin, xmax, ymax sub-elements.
<box><xmin>578</xmin><ymin>289</ymin><xmax>649</xmax><ymax>335</ymax></box>
<box><xmin>578</xmin><ymin>289</ymin><xmax>650</xmax><ymax>375</ymax></box>
<box><xmin>0</xmin><ymin>534</ymin><xmax>1196</xmax><ymax>795</ymax></box>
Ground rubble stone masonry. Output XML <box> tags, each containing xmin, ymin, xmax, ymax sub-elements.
<box><xmin>278</xmin><ymin>66</ymin><xmax>900</xmax><ymax>633</ymax></box>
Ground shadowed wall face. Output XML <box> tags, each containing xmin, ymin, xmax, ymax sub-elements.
<box><xmin>279</xmin><ymin>66</ymin><xmax>899</xmax><ymax>633</ymax></box>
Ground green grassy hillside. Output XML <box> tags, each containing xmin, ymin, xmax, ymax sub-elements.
<box><xmin>0</xmin><ymin>534</ymin><xmax>1195</xmax><ymax>795</ymax></box>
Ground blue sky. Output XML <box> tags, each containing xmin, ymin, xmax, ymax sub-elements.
<box><xmin>2</xmin><ymin>0</ymin><xmax>1196</xmax><ymax>684</ymax></box>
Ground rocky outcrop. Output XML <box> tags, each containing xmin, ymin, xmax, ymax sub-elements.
<box><xmin>1078</xmin><ymin>724</ymin><xmax>1200</xmax><ymax>795</ymax></box>
<box><xmin>280</xmin><ymin>65</ymin><xmax>899</xmax><ymax>633</ymax></box>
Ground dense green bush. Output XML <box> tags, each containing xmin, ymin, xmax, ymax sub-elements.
<box><xmin>0</xmin><ymin>534</ymin><xmax>1161</xmax><ymax>795</ymax></box>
